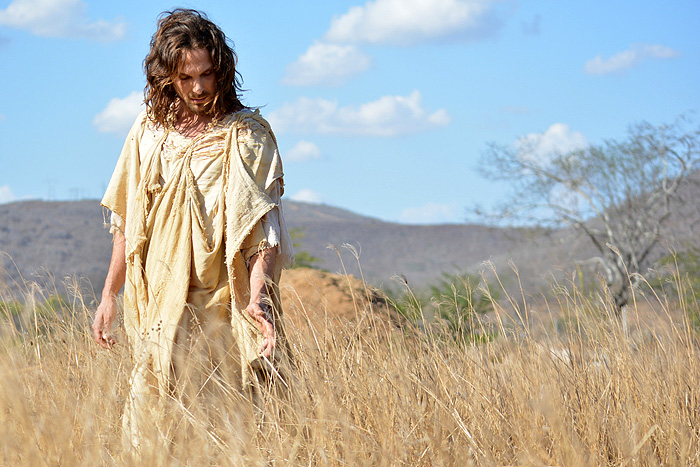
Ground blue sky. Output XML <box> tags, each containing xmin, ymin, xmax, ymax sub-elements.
<box><xmin>0</xmin><ymin>0</ymin><xmax>698</xmax><ymax>224</ymax></box>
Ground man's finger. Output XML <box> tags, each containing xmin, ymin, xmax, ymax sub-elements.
<box><xmin>259</xmin><ymin>336</ymin><xmax>276</xmax><ymax>358</ymax></box>
<box><xmin>92</xmin><ymin>320</ymin><xmax>103</xmax><ymax>343</ymax></box>
<box><xmin>95</xmin><ymin>332</ymin><xmax>107</xmax><ymax>348</ymax></box>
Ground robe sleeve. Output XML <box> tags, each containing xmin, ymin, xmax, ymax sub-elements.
<box><xmin>241</xmin><ymin>180</ymin><xmax>282</xmax><ymax>262</ymax></box>
<box><xmin>235</xmin><ymin>118</ymin><xmax>286</xmax><ymax>263</ymax></box>
<box><xmin>225</xmin><ymin>111</ymin><xmax>295</xmax><ymax>282</ymax></box>
<box><xmin>101</xmin><ymin>110</ymin><xmax>149</xmax><ymax>233</ymax></box>
<box><xmin>235</xmin><ymin>116</ymin><xmax>284</xmax><ymax>193</ymax></box>
<box><xmin>110</xmin><ymin>211</ymin><xmax>125</xmax><ymax>235</ymax></box>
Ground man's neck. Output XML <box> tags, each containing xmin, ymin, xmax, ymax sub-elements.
<box><xmin>174</xmin><ymin>106</ymin><xmax>213</xmax><ymax>138</ymax></box>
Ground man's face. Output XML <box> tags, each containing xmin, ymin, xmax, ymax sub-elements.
<box><xmin>172</xmin><ymin>48</ymin><xmax>217</xmax><ymax>116</ymax></box>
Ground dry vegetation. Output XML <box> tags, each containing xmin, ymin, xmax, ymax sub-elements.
<box><xmin>1</xmin><ymin>266</ymin><xmax>700</xmax><ymax>466</ymax></box>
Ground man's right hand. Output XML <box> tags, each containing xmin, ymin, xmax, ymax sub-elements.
<box><xmin>93</xmin><ymin>295</ymin><xmax>118</xmax><ymax>349</ymax></box>
<box><xmin>93</xmin><ymin>231</ymin><xmax>126</xmax><ymax>349</ymax></box>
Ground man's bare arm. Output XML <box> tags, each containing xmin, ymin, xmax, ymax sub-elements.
<box><xmin>92</xmin><ymin>231</ymin><xmax>126</xmax><ymax>349</ymax></box>
<box><xmin>246</xmin><ymin>247</ymin><xmax>277</xmax><ymax>358</ymax></box>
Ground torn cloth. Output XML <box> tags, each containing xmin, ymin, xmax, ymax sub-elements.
<box><xmin>101</xmin><ymin>108</ymin><xmax>294</xmax><ymax>445</ymax></box>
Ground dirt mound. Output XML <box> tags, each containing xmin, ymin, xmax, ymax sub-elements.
<box><xmin>279</xmin><ymin>267</ymin><xmax>401</xmax><ymax>330</ymax></box>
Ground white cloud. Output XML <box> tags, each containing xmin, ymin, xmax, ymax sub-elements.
<box><xmin>268</xmin><ymin>90</ymin><xmax>450</xmax><ymax>137</ymax></box>
<box><xmin>286</xmin><ymin>141</ymin><xmax>322</xmax><ymax>162</ymax></box>
<box><xmin>325</xmin><ymin>0</ymin><xmax>505</xmax><ymax>46</ymax></box>
<box><xmin>0</xmin><ymin>185</ymin><xmax>16</xmax><ymax>204</ymax></box>
<box><xmin>0</xmin><ymin>0</ymin><xmax>126</xmax><ymax>41</ymax></box>
<box><xmin>290</xmin><ymin>189</ymin><xmax>324</xmax><ymax>204</ymax></box>
<box><xmin>584</xmin><ymin>43</ymin><xmax>681</xmax><ymax>75</ymax></box>
<box><xmin>399</xmin><ymin>202</ymin><xmax>462</xmax><ymax>224</ymax></box>
<box><xmin>517</xmin><ymin>123</ymin><xmax>587</xmax><ymax>163</ymax></box>
<box><xmin>282</xmin><ymin>42</ymin><xmax>372</xmax><ymax>86</ymax></box>
<box><xmin>93</xmin><ymin>91</ymin><xmax>144</xmax><ymax>135</ymax></box>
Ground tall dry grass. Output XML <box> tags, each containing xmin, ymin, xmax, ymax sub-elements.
<box><xmin>1</xmin><ymin>267</ymin><xmax>700</xmax><ymax>466</ymax></box>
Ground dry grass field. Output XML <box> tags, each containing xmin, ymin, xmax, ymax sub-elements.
<box><xmin>1</xmin><ymin>267</ymin><xmax>700</xmax><ymax>466</ymax></box>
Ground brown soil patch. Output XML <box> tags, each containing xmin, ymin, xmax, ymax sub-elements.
<box><xmin>279</xmin><ymin>267</ymin><xmax>401</xmax><ymax>331</ymax></box>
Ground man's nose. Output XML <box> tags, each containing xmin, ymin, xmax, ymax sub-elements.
<box><xmin>192</xmin><ymin>78</ymin><xmax>203</xmax><ymax>94</ymax></box>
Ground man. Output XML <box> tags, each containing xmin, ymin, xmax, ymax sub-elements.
<box><xmin>92</xmin><ymin>9</ymin><xmax>294</xmax><ymax>446</ymax></box>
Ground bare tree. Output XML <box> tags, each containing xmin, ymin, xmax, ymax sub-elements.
<box><xmin>478</xmin><ymin>115</ymin><xmax>700</xmax><ymax>308</ymax></box>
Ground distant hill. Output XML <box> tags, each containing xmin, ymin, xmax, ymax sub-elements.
<box><xmin>0</xmin><ymin>200</ymin><xmax>113</xmax><ymax>298</ymax></box>
<box><xmin>1</xmin><ymin>197</ymin><xmax>697</xmax><ymax>300</ymax></box>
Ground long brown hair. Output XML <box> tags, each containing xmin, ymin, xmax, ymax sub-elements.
<box><xmin>144</xmin><ymin>9</ymin><xmax>245</xmax><ymax>127</ymax></box>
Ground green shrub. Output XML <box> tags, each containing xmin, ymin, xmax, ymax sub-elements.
<box><xmin>0</xmin><ymin>300</ymin><xmax>23</xmax><ymax>318</ymax></box>
<box><xmin>290</xmin><ymin>228</ymin><xmax>323</xmax><ymax>269</ymax></box>
<box><xmin>429</xmin><ymin>272</ymin><xmax>497</xmax><ymax>343</ymax></box>
<box><xmin>386</xmin><ymin>272</ymin><xmax>498</xmax><ymax>345</ymax></box>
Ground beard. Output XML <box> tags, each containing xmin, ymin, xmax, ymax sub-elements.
<box><xmin>180</xmin><ymin>93</ymin><xmax>215</xmax><ymax>116</ymax></box>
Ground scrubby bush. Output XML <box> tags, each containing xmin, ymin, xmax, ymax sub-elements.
<box><xmin>386</xmin><ymin>272</ymin><xmax>498</xmax><ymax>345</ymax></box>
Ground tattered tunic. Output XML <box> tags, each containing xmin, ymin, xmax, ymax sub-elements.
<box><xmin>101</xmin><ymin>109</ymin><xmax>294</xmax><ymax>445</ymax></box>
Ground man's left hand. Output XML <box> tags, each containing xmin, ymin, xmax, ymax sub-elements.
<box><xmin>246</xmin><ymin>302</ymin><xmax>276</xmax><ymax>358</ymax></box>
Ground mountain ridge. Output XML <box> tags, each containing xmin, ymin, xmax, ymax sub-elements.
<box><xmin>2</xmin><ymin>197</ymin><xmax>693</xmax><ymax>299</ymax></box>
<box><xmin>0</xmin><ymin>199</ymin><xmax>534</xmax><ymax>295</ymax></box>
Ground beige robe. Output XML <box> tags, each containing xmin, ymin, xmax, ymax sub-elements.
<box><xmin>102</xmin><ymin>109</ymin><xmax>294</xmax><ymax>446</ymax></box>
